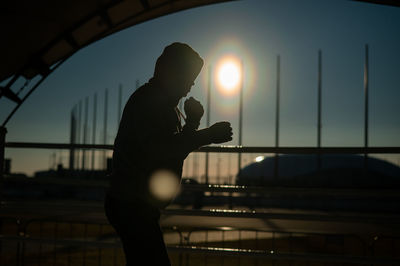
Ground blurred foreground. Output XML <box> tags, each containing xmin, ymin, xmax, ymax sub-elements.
<box><xmin>1</xmin><ymin>191</ymin><xmax>400</xmax><ymax>266</ymax></box>
<box><xmin>2</xmin><ymin>149</ymin><xmax>400</xmax><ymax>265</ymax></box>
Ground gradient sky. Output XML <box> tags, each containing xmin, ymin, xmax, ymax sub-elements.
<box><xmin>2</xmin><ymin>0</ymin><xmax>400</xmax><ymax>176</ymax></box>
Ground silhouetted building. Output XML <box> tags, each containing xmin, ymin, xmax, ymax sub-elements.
<box><xmin>237</xmin><ymin>154</ymin><xmax>400</xmax><ymax>188</ymax></box>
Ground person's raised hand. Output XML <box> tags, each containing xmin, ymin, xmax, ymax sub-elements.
<box><xmin>208</xmin><ymin>121</ymin><xmax>233</xmax><ymax>144</ymax></box>
<box><xmin>184</xmin><ymin>97</ymin><xmax>204</xmax><ymax>123</ymax></box>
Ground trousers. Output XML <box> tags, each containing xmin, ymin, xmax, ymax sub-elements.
<box><xmin>104</xmin><ymin>194</ymin><xmax>171</xmax><ymax>266</ymax></box>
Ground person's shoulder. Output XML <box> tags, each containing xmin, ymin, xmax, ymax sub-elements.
<box><xmin>125</xmin><ymin>82</ymin><xmax>165</xmax><ymax>119</ymax></box>
<box><xmin>126</xmin><ymin>82</ymin><xmax>153</xmax><ymax>107</ymax></box>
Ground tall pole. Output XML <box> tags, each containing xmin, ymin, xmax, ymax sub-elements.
<box><xmin>103</xmin><ymin>88</ymin><xmax>108</xmax><ymax>170</ymax></box>
<box><xmin>117</xmin><ymin>84</ymin><xmax>122</xmax><ymax>128</ymax></box>
<box><xmin>192</xmin><ymin>153</ymin><xmax>198</xmax><ymax>179</ymax></box>
<box><xmin>317</xmin><ymin>50</ymin><xmax>322</xmax><ymax>171</ymax></box>
<box><xmin>228</xmin><ymin>153</ymin><xmax>232</xmax><ymax>184</ymax></box>
<box><xmin>76</xmin><ymin>100</ymin><xmax>82</xmax><ymax>169</ymax></box>
<box><xmin>82</xmin><ymin>97</ymin><xmax>88</xmax><ymax>170</ymax></box>
<box><xmin>238</xmin><ymin>60</ymin><xmax>244</xmax><ymax>174</ymax></box>
<box><xmin>317</xmin><ymin>50</ymin><xmax>322</xmax><ymax>148</ymax></box>
<box><xmin>91</xmin><ymin>93</ymin><xmax>97</xmax><ymax>170</ymax></box>
<box><xmin>69</xmin><ymin>107</ymin><xmax>76</xmax><ymax>170</ymax></box>
<box><xmin>274</xmin><ymin>55</ymin><xmax>280</xmax><ymax>179</ymax></box>
<box><xmin>364</xmin><ymin>44</ymin><xmax>369</xmax><ymax>170</ymax></box>
<box><xmin>205</xmin><ymin>66</ymin><xmax>211</xmax><ymax>184</ymax></box>
<box><xmin>216</xmin><ymin>155</ymin><xmax>221</xmax><ymax>184</ymax></box>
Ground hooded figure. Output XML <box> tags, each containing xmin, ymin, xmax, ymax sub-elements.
<box><xmin>104</xmin><ymin>43</ymin><xmax>232</xmax><ymax>265</ymax></box>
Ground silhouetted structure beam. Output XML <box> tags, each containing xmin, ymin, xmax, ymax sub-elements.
<box><xmin>1</xmin><ymin>59</ymin><xmax>66</xmax><ymax>127</ymax></box>
<box><xmin>0</xmin><ymin>74</ymin><xmax>19</xmax><ymax>99</ymax></box>
<box><xmin>0</xmin><ymin>86</ymin><xmax>21</xmax><ymax>104</ymax></box>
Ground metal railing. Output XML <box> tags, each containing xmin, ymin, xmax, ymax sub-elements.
<box><xmin>1</xmin><ymin>217</ymin><xmax>400</xmax><ymax>266</ymax></box>
<box><xmin>1</xmin><ymin>142</ymin><xmax>400</xmax><ymax>265</ymax></box>
<box><xmin>4</xmin><ymin>141</ymin><xmax>400</xmax><ymax>153</ymax></box>
<box><xmin>4</xmin><ymin>141</ymin><xmax>400</xmax><ymax>185</ymax></box>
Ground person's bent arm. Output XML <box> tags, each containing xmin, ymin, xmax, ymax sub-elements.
<box><xmin>141</xmin><ymin>117</ymin><xmax>232</xmax><ymax>162</ymax></box>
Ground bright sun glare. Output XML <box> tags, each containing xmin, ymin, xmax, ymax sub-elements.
<box><xmin>216</xmin><ymin>56</ymin><xmax>241</xmax><ymax>94</ymax></box>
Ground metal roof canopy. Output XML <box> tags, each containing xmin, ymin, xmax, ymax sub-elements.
<box><xmin>0</xmin><ymin>0</ymin><xmax>237</xmax><ymax>83</ymax></box>
<box><xmin>0</xmin><ymin>0</ymin><xmax>232</xmax><ymax>126</ymax></box>
<box><xmin>0</xmin><ymin>0</ymin><xmax>399</xmax><ymax>126</ymax></box>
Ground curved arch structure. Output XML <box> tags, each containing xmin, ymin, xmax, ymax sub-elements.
<box><xmin>1</xmin><ymin>0</ymin><xmax>234</xmax><ymax>83</ymax></box>
<box><xmin>0</xmin><ymin>0</ymin><xmax>233</xmax><ymax>125</ymax></box>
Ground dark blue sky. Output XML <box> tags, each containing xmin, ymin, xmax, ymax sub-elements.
<box><xmin>2</xmin><ymin>0</ymin><xmax>400</xmax><ymax>175</ymax></box>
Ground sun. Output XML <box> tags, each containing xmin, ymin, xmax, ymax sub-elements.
<box><xmin>216</xmin><ymin>56</ymin><xmax>242</xmax><ymax>94</ymax></box>
<box><xmin>218</xmin><ymin>61</ymin><xmax>240</xmax><ymax>89</ymax></box>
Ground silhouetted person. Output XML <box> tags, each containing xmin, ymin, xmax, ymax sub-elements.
<box><xmin>104</xmin><ymin>42</ymin><xmax>233</xmax><ymax>265</ymax></box>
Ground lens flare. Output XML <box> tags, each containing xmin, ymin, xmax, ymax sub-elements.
<box><xmin>149</xmin><ymin>170</ymin><xmax>180</xmax><ymax>201</ymax></box>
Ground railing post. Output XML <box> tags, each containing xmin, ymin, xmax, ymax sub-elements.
<box><xmin>0</xmin><ymin>126</ymin><xmax>7</xmax><ymax>201</ymax></box>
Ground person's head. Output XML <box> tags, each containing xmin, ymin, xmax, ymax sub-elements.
<box><xmin>153</xmin><ymin>42</ymin><xmax>204</xmax><ymax>105</ymax></box>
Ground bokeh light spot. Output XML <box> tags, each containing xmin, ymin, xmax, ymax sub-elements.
<box><xmin>149</xmin><ymin>169</ymin><xmax>180</xmax><ymax>201</ymax></box>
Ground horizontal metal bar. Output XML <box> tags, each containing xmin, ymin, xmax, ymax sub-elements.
<box><xmin>5</xmin><ymin>142</ymin><xmax>113</xmax><ymax>150</ymax></box>
<box><xmin>168</xmin><ymin>245</ymin><xmax>400</xmax><ymax>264</ymax></box>
<box><xmin>201</xmin><ymin>146</ymin><xmax>400</xmax><ymax>154</ymax></box>
<box><xmin>1</xmin><ymin>236</ymin><xmax>397</xmax><ymax>264</ymax></box>
<box><xmin>0</xmin><ymin>218</ymin><xmax>379</xmax><ymax>241</ymax></box>
<box><xmin>0</xmin><ymin>235</ymin><xmax>120</xmax><ymax>248</ymax></box>
<box><xmin>162</xmin><ymin>208</ymin><xmax>400</xmax><ymax>224</ymax></box>
<box><xmin>2</xmin><ymin>200</ymin><xmax>400</xmax><ymax>225</ymax></box>
<box><xmin>181</xmin><ymin>184</ymin><xmax>400</xmax><ymax>197</ymax></box>
<box><xmin>5</xmin><ymin>142</ymin><xmax>400</xmax><ymax>154</ymax></box>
